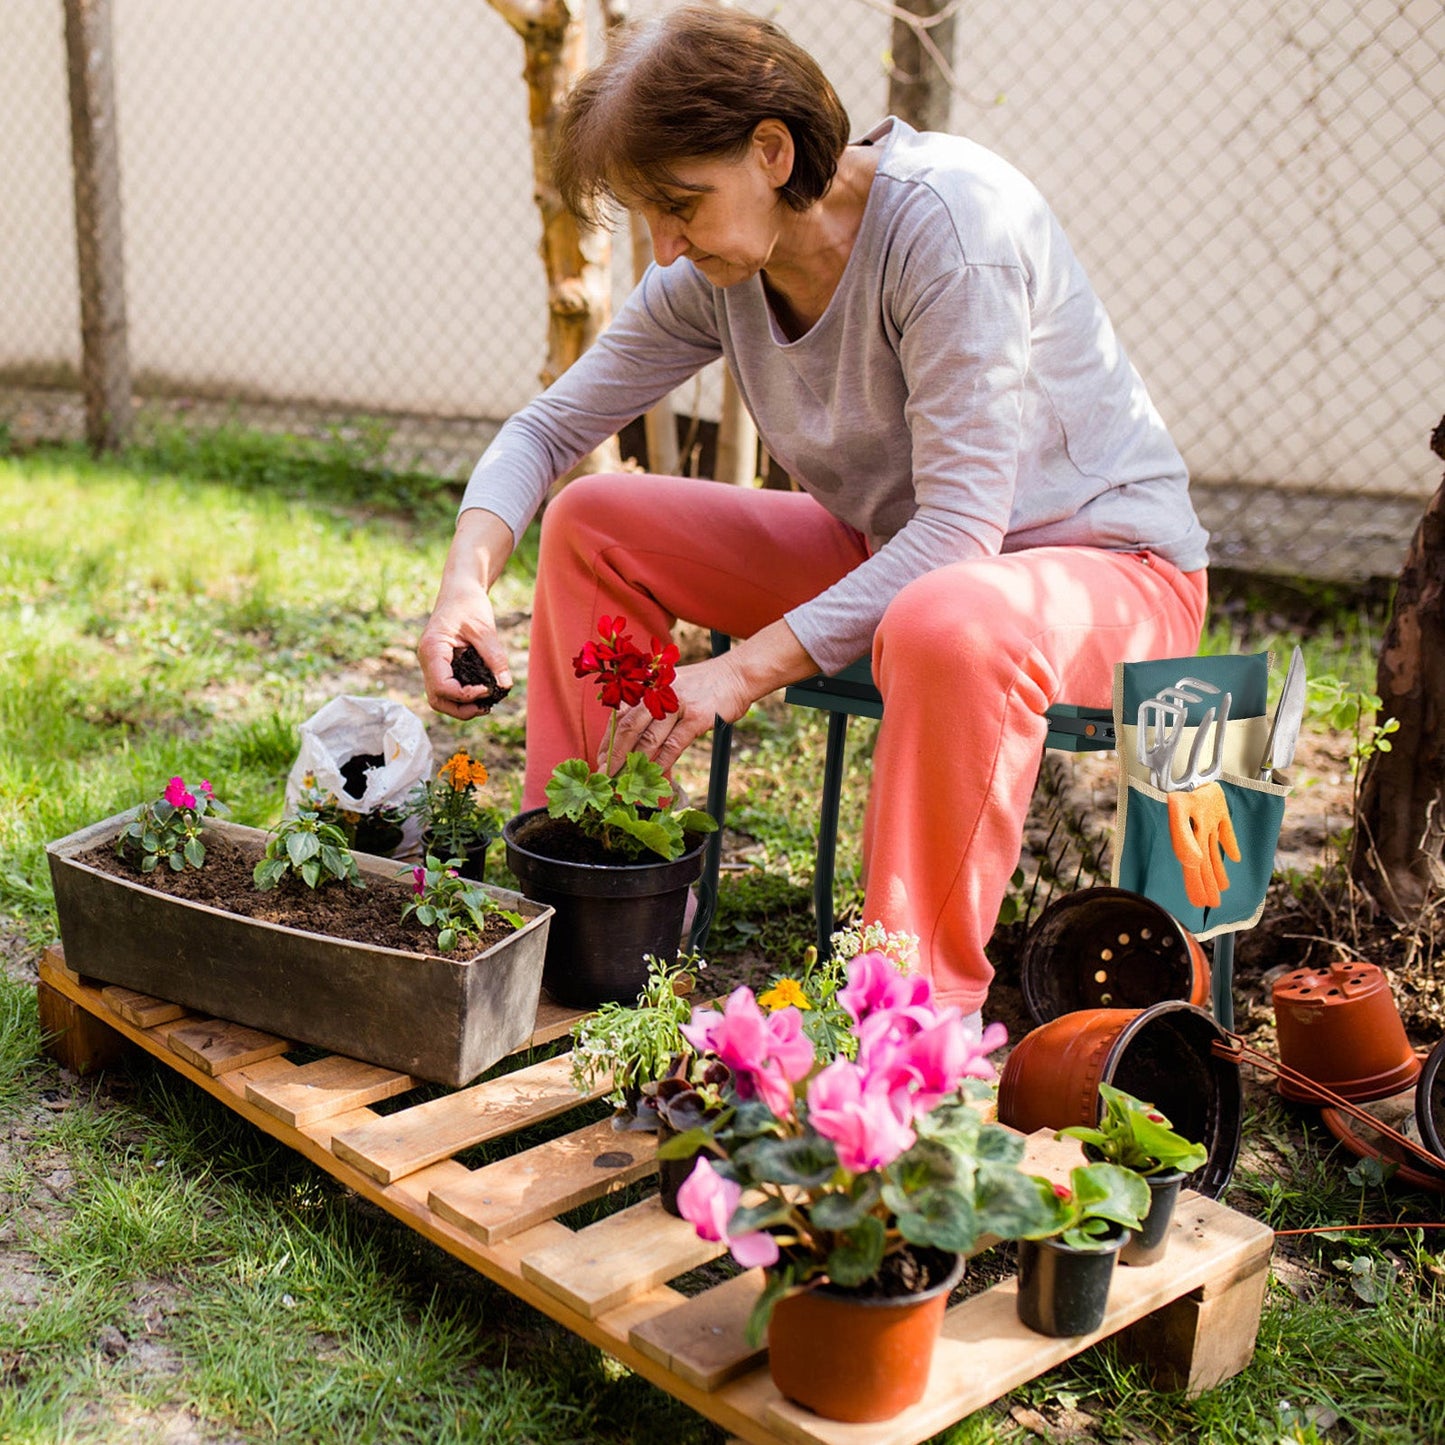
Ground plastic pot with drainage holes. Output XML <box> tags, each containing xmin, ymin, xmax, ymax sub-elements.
<box><xmin>1020</xmin><ymin>887</ymin><xmax>1211</xmax><ymax>1026</ymax></box>
<box><xmin>997</xmin><ymin>1001</ymin><xmax>1242</xmax><ymax>1198</ymax></box>
<box><xmin>1272</xmin><ymin>960</ymin><xmax>1420</xmax><ymax>1104</ymax></box>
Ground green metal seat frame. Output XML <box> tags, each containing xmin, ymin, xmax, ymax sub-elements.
<box><xmin>689</xmin><ymin>632</ymin><xmax>1237</xmax><ymax>1027</ymax></box>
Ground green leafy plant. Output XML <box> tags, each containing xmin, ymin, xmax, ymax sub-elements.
<box><xmin>570</xmin><ymin>953</ymin><xmax>706</xmax><ymax>1106</ymax></box>
<box><xmin>295</xmin><ymin>775</ymin><xmax>406</xmax><ymax>857</ymax></box>
<box><xmin>400</xmin><ymin>855</ymin><xmax>522</xmax><ymax>953</ymax></box>
<box><xmin>1056</xmin><ymin>1081</ymin><xmax>1208</xmax><ymax>1176</ymax></box>
<box><xmin>117</xmin><ymin>776</ymin><xmax>229</xmax><ymax>873</ymax></box>
<box><xmin>404</xmin><ymin>750</ymin><xmax>503</xmax><ymax>860</ymax></box>
<box><xmin>1021</xmin><ymin>1161</ymin><xmax>1151</xmax><ymax>1249</ymax></box>
<box><xmin>1306</xmin><ymin>673</ymin><xmax>1399</xmax><ymax>778</ymax></box>
<box><xmin>253</xmin><ymin>806</ymin><xmax>363</xmax><ymax>891</ymax></box>
<box><xmin>546</xmin><ymin>615</ymin><xmax>717</xmax><ymax>861</ymax></box>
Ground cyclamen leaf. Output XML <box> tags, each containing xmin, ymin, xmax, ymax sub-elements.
<box><xmin>824</xmin><ymin>1216</ymin><xmax>886</xmax><ymax>1287</ymax></box>
<box><xmin>894</xmin><ymin>1189</ymin><xmax>975</xmax><ymax>1253</ymax></box>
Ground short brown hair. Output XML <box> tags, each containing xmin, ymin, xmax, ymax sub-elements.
<box><xmin>555</xmin><ymin>5</ymin><xmax>851</xmax><ymax>228</ymax></box>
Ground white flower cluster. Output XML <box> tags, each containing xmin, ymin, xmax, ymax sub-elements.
<box><xmin>828</xmin><ymin>920</ymin><xmax>919</xmax><ymax>972</ymax></box>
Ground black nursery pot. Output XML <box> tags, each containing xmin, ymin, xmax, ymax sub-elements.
<box><xmin>1120</xmin><ymin>1168</ymin><xmax>1186</xmax><ymax>1267</ymax></box>
<box><xmin>1016</xmin><ymin>1225</ymin><xmax>1127</xmax><ymax>1337</ymax></box>
<box><xmin>502</xmin><ymin>807</ymin><xmax>707</xmax><ymax>1008</ymax></box>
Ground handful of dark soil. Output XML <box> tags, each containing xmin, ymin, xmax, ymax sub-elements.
<box><xmin>452</xmin><ymin>645</ymin><xmax>510</xmax><ymax>712</ymax></box>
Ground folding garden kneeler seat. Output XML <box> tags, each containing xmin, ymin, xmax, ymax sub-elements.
<box><xmin>690</xmin><ymin>635</ymin><xmax>1290</xmax><ymax>1030</ymax></box>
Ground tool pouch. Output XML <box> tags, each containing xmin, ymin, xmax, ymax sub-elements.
<box><xmin>1111</xmin><ymin>652</ymin><xmax>1291</xmax><ymax>941</ymax></box>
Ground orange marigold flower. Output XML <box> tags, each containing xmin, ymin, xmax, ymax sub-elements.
<box><xmin>441</xmin><ymin>751</ymin><xmax>485</xmax><ymax>790</ymax></box>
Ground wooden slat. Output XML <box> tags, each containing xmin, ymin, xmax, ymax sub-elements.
<box><xmin>244</xmin><ymin>1054</ymin><xmax>415</xmax><ymax>1128</ymax></box>
<box><xmin>166</xmin><ymin>1018</ymin><xmax>291</xmax><ymax>1075</ymax></box>
<box><xmin>100</xmin><ymin>985</ymin><xmax>186</xmax><ymax>1029</ymax></box>
<box><xmin>429</xmin><ymin>1117</ymin><xmax>658</xmax><ymax>1244</ymax></box>
<box><xmin>630</xmin><ymin>1270</ymin><xmax>766</xmax><ymax>1392</ymax></box>
<box><xmin>329</xmin><ymin>1052</ymin><xmax>598</xmax><ymax>1185</ymax></box>
<box><xmin>521</xmin><ymin>1194</ymin><xmax>726</xmax><ymax>1319</ymax></box>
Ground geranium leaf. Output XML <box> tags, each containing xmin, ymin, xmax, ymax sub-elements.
<box><xmin>612</xmin><ymin>752</ymin><xmax>670</xmax><ymax>807</ymax></box>
<box><xmin>673</xmin><ymin>807</ymin><xmax>718</xmax><ymax>835</ymax></box>
<box><xmin>546</xmin><ymin>759</ymin><xmax>613</xmax><ymax>821</ymax></box>
<box><xmin>607</xmin><ymin>810</ymin><xmax>680</xmax><ymax>859</ymax></box>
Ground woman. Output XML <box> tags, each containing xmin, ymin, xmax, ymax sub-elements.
<box><xmin>418</xmin><ymin>4</ymin><xmax>1209</xmax><ymax>1026</ymax></box>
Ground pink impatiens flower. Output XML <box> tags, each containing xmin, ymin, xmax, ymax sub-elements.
<box><xmin>163</xmin><ymin>776</ymin><xmax>197</xmax><ymax>810</ymax></box>
<box><xmin>806</xmin><ymin>1058</ymin><xmax>917</xmax><ymax>1173</ymax></box>
<box><xmin>676</xmin><ymin>1158</ymin><xmax>779</xmax><ymax>1269</ymax></box>
<box><xmin>411</xmin><ymin>867</ymin><xmax>427</xmax><ymax>896</ymax></box>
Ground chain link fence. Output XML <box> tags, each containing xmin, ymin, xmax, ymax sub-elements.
<box><xmin>2</xmin><ymin>0</ymin><xmax>1440</xmax><ymax>581</ymax></box>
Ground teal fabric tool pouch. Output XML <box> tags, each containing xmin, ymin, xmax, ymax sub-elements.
<box><xmin>1111</xmin><ymin>652</ymin><xmax>1290</xmax><ymax>942</ymax></box>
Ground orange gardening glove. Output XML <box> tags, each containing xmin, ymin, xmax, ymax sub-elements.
<box><xmin>1167</xmin><ymin>782</ymin><xmax>1241</xmax><ymax>909</ymax></box>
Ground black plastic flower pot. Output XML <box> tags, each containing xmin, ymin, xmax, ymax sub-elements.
<box><xmin>1016</xmin><ymin>1225</ymin><xmax>1126</xmax><ymax>1337</ymax></box>
<box><xmin>1021</xmin><ymin>887</ymin><xmax>1210</xmax><ymax>1024</ymax></box>
<box><xmin>1119</xmin><ymin>1168</ymin><xmax>1186</xmax><ymax>1267</ymax></box>
<box><xmin>502</xmin><ymin>807</ymin><xmax>707</xmax><ymax>1008</ymax></box>
<box><xmin>1416</xmin><ymin>1037</ymin><xmax>1445</xmax><ymax>1167</ymax></box>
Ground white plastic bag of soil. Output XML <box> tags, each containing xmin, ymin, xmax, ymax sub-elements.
<box><xmin>284</xmin><ymin>695</ymin><xmax>433</xmax><ymax>856</ymax></box>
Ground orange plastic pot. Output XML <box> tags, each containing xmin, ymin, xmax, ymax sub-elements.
<box><xmin>1272</xmin><ymin>960</ymin><xmax>1419</xmax><ymax>1103</ymax></box>
<box><xmin>997</xmin><ymin>1001</ymin><xmax>1241</xmax><ymax>1197</ymax></box>
<box><xmin>1021</xmin><ymin>887</ymin><xmax>1210</xmax><ymax>1025</ymax></box>
<box><xmin>766</xmin><ymin>1250</ymin><xmax>962</xmax><ymax>1422</ymax></box>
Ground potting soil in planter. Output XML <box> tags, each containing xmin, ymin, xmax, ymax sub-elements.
<box><xmin>49</xmin><ymin>811</ymin><xmax>552</xmax><ymax>1087</ymax></box>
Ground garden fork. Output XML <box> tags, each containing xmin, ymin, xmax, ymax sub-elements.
<box><xmin>1136</xmin><ymin>678</ymin><xmax>1232</xmax><ymax>792</ymax></box>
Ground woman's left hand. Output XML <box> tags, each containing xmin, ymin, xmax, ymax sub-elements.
<box><xmin>606</xmin><ymin>653</ymin><xmax>754</xmax><ymax>774</ymax></box>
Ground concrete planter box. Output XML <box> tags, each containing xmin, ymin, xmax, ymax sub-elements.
<box><xmin>46</xmin><ymin>809</ymin><xmax>554</xmax><ymax>1088</ymax></box>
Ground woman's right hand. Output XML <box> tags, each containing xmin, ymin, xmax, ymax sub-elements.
<box><xmin>417</xmin><ymin>509</ymin><xmax>516</xmax><ymax>719</ymax></box>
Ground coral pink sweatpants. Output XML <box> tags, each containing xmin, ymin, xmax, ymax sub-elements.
<box><xmin>523</xmin><ymin>473</ymin><xmax>1208</xmax><ymax>1016</ymax></box>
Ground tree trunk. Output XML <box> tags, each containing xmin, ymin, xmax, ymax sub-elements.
<box><xmin>63</xmin><ymin>0</ymin><xmax>132</xmax><ymax>452</ymax></box>
<box><xmin>489</xmin><ymin>0</ymin><xmax>621</xmax><ymax>476</ymax></box>
<box><xmin>1350</xmin><ymin>417</ymin><xmax>1445</xmax><ymax>916</ymax></box>
<box><xmin>887</xmin><ymin>0</ymin><xmax>958</xmax><ymax>133</ymax></box>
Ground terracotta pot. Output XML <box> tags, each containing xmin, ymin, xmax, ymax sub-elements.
<box><xmin>997</xmin><ymin>1001</ymin><xmax>1241</xmax><ymax>1198</ymax></box>
<box><xmin>1119</xmin><ymin>1168</ymin><xmax>1186</xmax><ymax>1267</ymax></box>
<box><xmin>1016</xmin><ymin>1224</ymin><xmax>1127</xmax><ymax>1336</ymax></box>
<box><xmin>503</xmin><ymin>807</ymin><xmax>707</xmax><ymax>1008</ymax></box>
<box><xmin>1416</xmin><ymin>1037</ymin><xmax>1445</xmax><ymax>1166</ymax></box>
<box><xmin>766</xmin><ymin>1249</ymin><xmax>962</xmax><ymax>1422</ymax></box>
<box><xmin>1272</xmin><ymin>960</ymin><xmax>1420</xmax><ymax>1103</ymax></box>
<box><xmin>1021</xmin><ymin>888</ymin><xmax>1210</xmax><ymax>1025</ymax></box>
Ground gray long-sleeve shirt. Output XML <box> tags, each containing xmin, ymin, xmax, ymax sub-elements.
<box><xmin>461</xmin><ymin>117</ymin><xmax>1209</xmax><ymax>674</ymax></box>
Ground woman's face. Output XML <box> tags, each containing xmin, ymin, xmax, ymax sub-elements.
<box><xmin>624</xmin><ymin>122</ymin><xmax>795</xmax><ymax>286</ymax></box>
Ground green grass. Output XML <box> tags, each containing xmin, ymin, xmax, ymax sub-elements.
<box><xmin>0</xmin><ymin>425</ymin><xmax>1438</xmax><ymax>1444</ymax></box>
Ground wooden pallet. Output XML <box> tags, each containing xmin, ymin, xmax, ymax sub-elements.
<box><xmin>37</xmin><ymin>947</ymin><xmax>1274</xmax><ymax>1445</ymax></box>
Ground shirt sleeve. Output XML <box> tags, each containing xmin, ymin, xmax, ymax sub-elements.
<box><xmin>458</xmin><ymin>263</ymin><xmax>724</xmax><ymax>540</ymax></box>
<box><xmin>784</xmin><ymin>258</ymin><xmax>1031</xmax><ymax>674</ymax></box>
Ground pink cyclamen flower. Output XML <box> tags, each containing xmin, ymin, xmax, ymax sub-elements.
<box><xmin>163</xmin><ymin>776</ymin><xmax>197</xmax><ymax>810</ymax></box>
<box><xmin>681</xmin><ymin>988</ymin><xmax>814</xmax><ymax>1120</ymax></box>
<box><xmin>806</xmin><ymin>1058</ymin><xmax>917</xmax><ymax>1174</ymax></box>
<box><xmin>676</xmin><ymin>1158</ymin><xmax>779</xmax><ymax>1269</ymax></box>
<box><xmin>411</xmin><ymin>867</ymin><xmax>427</xmax><ymax>896</ymax></box>
<box><xmin>836</xmin><ymin>950</ymin><xmax>931</xmax><ymax>1026</ymax></box>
